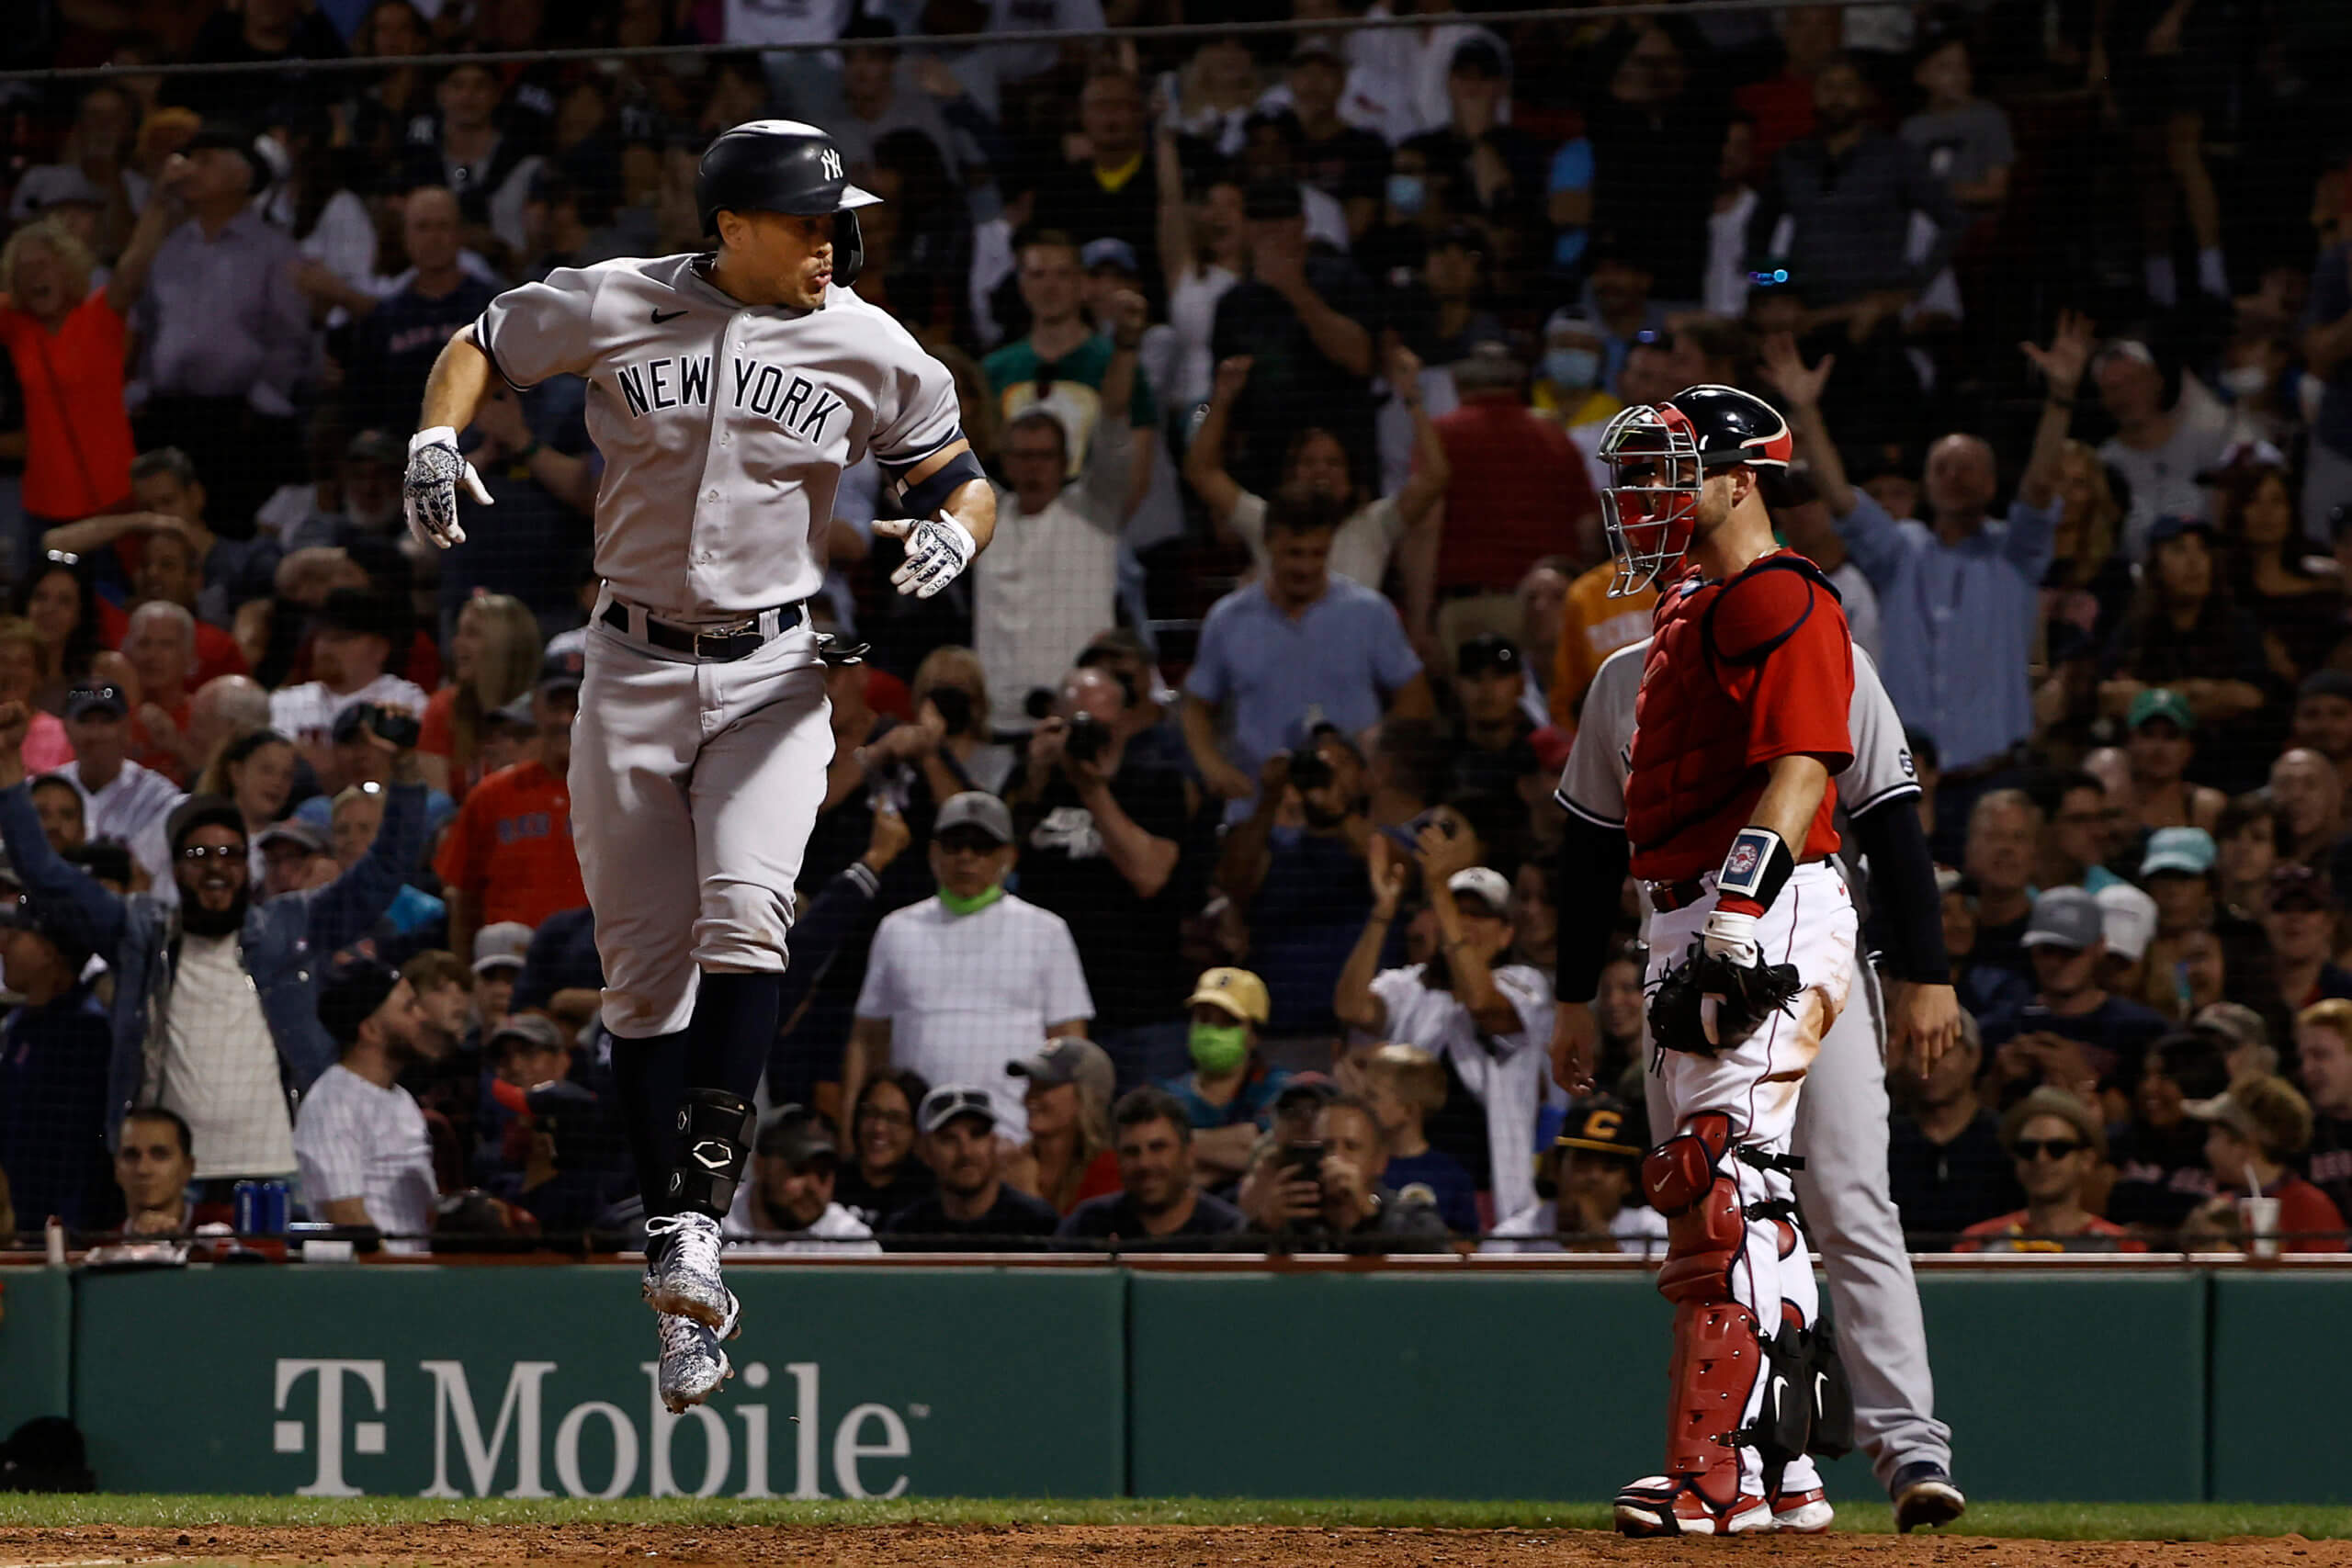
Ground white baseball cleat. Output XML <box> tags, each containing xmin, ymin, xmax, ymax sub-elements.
<box><xmin>655</xmin><ymin>1288</ymin><xmax>741</xmax><ymax>1414</ymax></box>
<box><xmin>644</xmin><ymin>1212</ymin><xmax>730</xmax><ymax>1327</ymax></box>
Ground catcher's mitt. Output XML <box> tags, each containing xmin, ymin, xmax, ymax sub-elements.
<box><xmin>1647</xmin><ymin>939</ymin><xmax>1804</xmax><ymax>1057</ymax></box>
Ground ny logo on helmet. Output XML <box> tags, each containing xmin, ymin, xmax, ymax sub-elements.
<box><xmin>820</xmin><ymin>148</ymin><xmax>843</xmax><ymax>181</ymax></box>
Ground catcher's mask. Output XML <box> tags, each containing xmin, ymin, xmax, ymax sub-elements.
<box><xmin>1598</xmin><ymin>400</ymin><xmax>1708</xmax><ymax>597</ymax></box>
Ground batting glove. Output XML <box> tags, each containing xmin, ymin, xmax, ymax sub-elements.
<box><xmin>877</xmin><ymin>512</ymin><xmax>977</xmax><ymax>600</ymax></box>
<box><xmin>403</xmin><ymin>426</ymin><xmax>492</xmax><ymax>550</ymax></box>
<box><xmin>1700</xmin><ymin>906</ymin><xmax>1761</xmax><ymax>966</ymax></box>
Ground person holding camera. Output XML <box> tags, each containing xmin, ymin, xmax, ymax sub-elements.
<box><xmin>1237</xmin><ymin>1091</ymin><xmax>1451</xmax><ymax>1252</ymax></box>
<box><xmin>0</xmin><ymin>696</ymin><xmax>428</xmax><ymax>1200</ymax></box>
<box><xmin>1334</xmin><ymin>815</ymin><xmax>1554</xmax><ymax>1227</ymax></box>
<box><xmin>433</xmin><ymin>656</ymin><xmax>586</xmax><ymax>961</ymax></box>
<box><xmin>1008</xmin><ymin>665</ymin><xmax>1193</xmax><ymax>1083</ymax></box>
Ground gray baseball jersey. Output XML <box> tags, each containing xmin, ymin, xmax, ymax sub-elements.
<box><xmin>1555</xmin><ymin>638</ymin><xmax>1917</xmax><ymax>830</ymax></box>
<box><xmin>471</xmin><ymin>255</ymin><xmax>960</xmax><ymax>618</ymax></box>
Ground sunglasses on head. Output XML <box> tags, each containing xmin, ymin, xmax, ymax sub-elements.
<box><xmin>2012</xmin><ymin>1137</ymin><xmax>2084</xmax><ymax>1161</ymax></box>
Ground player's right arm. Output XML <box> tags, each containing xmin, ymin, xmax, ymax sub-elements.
<box><xmin>1549</xmin><ymin>644</ymin><xmax>1640</xmax><ymax>1092</ymax></box>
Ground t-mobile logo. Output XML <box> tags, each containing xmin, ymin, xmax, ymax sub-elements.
<box><xmin>274</xmin><ymin>1359</ymin><xmax>388</xmax><ymax>1496</ymax></box>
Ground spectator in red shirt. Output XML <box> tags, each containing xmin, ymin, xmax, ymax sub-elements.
<box><xmin>2296</xmin><ymin>999</ymin><xmax>2352</xmax><ymax>1223</ymax></box>
<box><xmin>0</xmin><ymin>164</ymin><xmax>179</xmax><ymax>526</ymax></box>
<box><xmin>1957</xmin><ymin>1088</ymin><xmax>2147</xmax><ymax>1253</ymax></box>
<box><xmin>434</xmin><ymin>660</ymin><xmax>584</xmax><ymax>960</ymax></box>
<box><xmin>2188</xmin><ymin>1073</ymin><xmax>2348</xmax><ymax>1253</ymax></box>
<box><xmin>417</xmin><ymin>593</ymin><xmax>542</xmax><ymax>802</ymax></box>
<box><xmin>1407</xmin><ymin>342</ymin><xmax>1598</xmax><ymax>664</ymax></box>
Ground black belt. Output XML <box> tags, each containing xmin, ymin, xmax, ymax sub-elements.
<box><xmin>601</xmin><ymin>598</ymin><xmax>806</xmax><ymax>662</ymax></box>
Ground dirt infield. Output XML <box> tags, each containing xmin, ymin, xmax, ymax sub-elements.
<box><xmin>2</xmin><ymin>1524</ymin><xmax>2348</xmax><ymax>1568</ymax></box>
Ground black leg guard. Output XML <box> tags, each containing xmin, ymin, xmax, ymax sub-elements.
<box><xmin>610</xmin><ymin>1029</ymin><xmax>687</xmax><ymax>1221</ymax></box>
<box><xmin>1804</xmin><ymin>1316</ymin><xmax>1858</xmax><ymax>1459</ymax></box>
<box><xmin>668</xmin><ymin>1087</ymin><xmax>756</xmax><ymax>1221</ymax></box>
<box><xmin>684</xmin><ymin>971</ymin><xmax>784</xmax><ymax>1102</ymax></box>
<box><xmin>1748</xmin><ymin>1310</ymin><xmax>1814</xmax><ymax>1477</ymax></box>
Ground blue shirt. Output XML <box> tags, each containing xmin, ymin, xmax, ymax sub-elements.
<box><xmin>1157</xmin><ymin>1061</ymin><xmax>1295</xmax><ymax>1133</ymax></box>
<box><xmin>1384</xmin><ymin>1146</ymin><xmax>1480</xmax><ymax>1235</ymax></box>
<box><xmin>1184</xmin><ymin>576</ymin><xmax>1421</xmax><ymax>819</ymax></box>
<box><xmin>1248</xmin><ymin>827</ymin><xmax>1402</xmax><ymax>1035</ymax></box>
<box><xmin>1833</xmin><ymin>490</ymin><xmax>2056</xmax><ymax>772</ymax></box>
<box><xmin>0</xmin><ymin>983</ymin><xmax>115</xmax><ymax>1230</ymax></box>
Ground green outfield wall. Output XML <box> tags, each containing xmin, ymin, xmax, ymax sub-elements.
<box><xmin>0</xmin><ymin>1264</ymin><xmax>2339</xmax><ymax>1501</ymax></box>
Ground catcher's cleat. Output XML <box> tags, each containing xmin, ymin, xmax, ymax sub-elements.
<box><xmin>1892</xmin><ymin>1461</ymin><xmax>1967</xmax><ymax>1532</ymax></box>
<box><xmin>655</xmin><ymin>1287</ymin><xmax>741</xmax><ymax>1414</ymax></box>
<box><xmin>1768</xmin><ymin>1485</ymin><xmax>1836</xmax><ymax>1533</ymax></box>
<box><xmin>644</xmin><ymin>1212</ymin><xmax>731</xmax><ymax>1327</ymax></box>
<box><xmin>1613</xmin><ymin>1475</ymin><xmax>1773</xmax><ymax>1538</ymax></box>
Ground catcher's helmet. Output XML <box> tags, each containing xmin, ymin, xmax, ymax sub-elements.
<box><xmin>1596</xmin><ymin>383</ymin><xmax>1792</xmax><ymax>596</ymax></box>
<box><xmin>695</xmin><ymin>119</ymin><xmax>883</xmax><ymax>285</ymax></box>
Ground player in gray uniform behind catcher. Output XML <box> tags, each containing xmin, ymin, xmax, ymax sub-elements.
<box><xmin>401</xmin><ymin>121</ymin><xmax>996</xmax><ymax>1411</ymax></box>
<box><xmin>1554</xmin><ymin>640</ymin><xmax>1970</xmax><ymax>1532</ymax></box>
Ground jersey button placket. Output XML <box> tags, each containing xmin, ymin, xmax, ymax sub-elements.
<box><xmin>688</xmin><ymin>319</ymin><xmax>735</xmax><ymax>601</ymax></box>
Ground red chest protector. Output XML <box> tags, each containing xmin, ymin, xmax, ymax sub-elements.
<box><xmin>1624</xmin><ymin>552</ymin><xmax>1846</xmax><ymax>880</ymax></box>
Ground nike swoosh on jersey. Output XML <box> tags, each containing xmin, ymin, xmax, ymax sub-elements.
<box><xmin>651</xmin><ymin>309</ymin><xmax>690</xmax><ymax>323</ymax></box>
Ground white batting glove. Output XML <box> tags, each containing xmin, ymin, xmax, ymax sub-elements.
<box><xmin>875</xmin><ymin>512</ymin><xmax>977</xmax><ymax>600</ymax></box>
<box><xmin>1700</xmin><ymin>907</ymin><xmax>1761</xmax><ymax>966</ymax></box>
<box><xmin>403</xmin><ymin>426</ymin><xmax>492</xmax><ymax>549</ymax></box>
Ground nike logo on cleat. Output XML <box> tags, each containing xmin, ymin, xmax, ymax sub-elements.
<box><xmin>651</xmin><ymin>308</ymin><xmax>689</xmax><ymax>323</ymax></box>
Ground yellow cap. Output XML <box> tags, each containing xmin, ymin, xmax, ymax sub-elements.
<box><xmin>1186</xmin><ymin>966</ymin><xmax>1270</xmax><ymax>1027</ymax></box>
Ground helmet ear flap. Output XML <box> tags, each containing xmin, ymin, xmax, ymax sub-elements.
<box><xmin>835</xmin><ymin>209</ymin><xmax>865</xmax><ymax>287</ymax></box>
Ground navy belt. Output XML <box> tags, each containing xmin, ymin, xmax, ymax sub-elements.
<box><xmin>602</xmin><ymin>598</ymin><xmax>807</xmax><ymax>662</ymax></box>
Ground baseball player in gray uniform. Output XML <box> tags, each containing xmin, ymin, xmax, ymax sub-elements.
<box><xmin>401</xmin><ymin>121</ymin><xmax>996</xmax><ymax>1412</ymax></box>
<box><xmin>1553</xmin><ymin>639</ymin><xmax>1970</xmax><ymax>1533</ymax></box>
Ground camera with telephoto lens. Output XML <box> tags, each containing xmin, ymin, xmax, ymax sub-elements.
<box><xmin>1287</xmin><ymin>748</ymin><xmax>1333</xmax><ymax>792</ymax></box>
<box><xmin>1063</xmin><ymin>710</ymin><xmax>1111</xmax><ymax>765</ymax></box>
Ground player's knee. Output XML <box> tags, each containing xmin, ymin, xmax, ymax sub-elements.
<box><xmin>1643</xmin><ymin>1111</ymin><xmax>1734</xmax><ymax>1214</ymax></box>
<box><xmin>692</xmin><ymin>879</ymin><xmax>795</xmax><ymax>968</ymax></box>
<box><xmin>1649</xmin><ymin>1113</ymin><xmax>1744</xmax><ymax>1305</ymax></box>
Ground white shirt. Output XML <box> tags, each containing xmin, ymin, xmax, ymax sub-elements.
<box><xmin>268</xmin><ymin>671</ymin><xmax>431</xmax><ymax>748</ymax></box>
<box><xmin>1368</xmin><ymin>961</ymin><xmax>1554</xmax><ymax>1223</ymax></box>
<box><xmin>976</xmin><ymin>426</ymin><xmax>1131</xmax><ymax>732</ymax></box>
<box><xmin>1227</xmin><ymin>491</ymin><xmax>1403</xmax><ymax>596</ymax></box>
<box><xmin>2099</xmin><ymin>389</ymin><xmax>2231</xmax><ymax>562</ymax></box>
<box><xmin>70</xmin><ymin>758</ymin><xmax>184</xmax><ymax>881</ymax></box>
<box><xmin>1159</xmin><ymin>264</ymin><xmax>1238</xmax><ymax>416</ymax></box>
<box><xmin>1481</xmin><ymin>1199</ymin><xmax>1668</xmax><ymax>1257</ymax></box>
<box><xmin>720</xmin><ymin>0</ymin><xmax>853</xmax><ymax>44</ymax></box>
<box><xmin>722</xmin><ymin>1190</ymin><xmax>881</xmax><ymax>1257</ymax></box>
<box><xmin>293</xmin><ymin>1062</ymin><xmax>439</xmax><ymax>1254</ymax></box>
<box><xmin>855</xmin><ymin>893</ymin><xmax>1094</xmax><ymax>1139</ymax></box>
<box><xmin>149</xmin><ymin>931</ymin><xmax>294</xmax><ymax>1180</ymax></box>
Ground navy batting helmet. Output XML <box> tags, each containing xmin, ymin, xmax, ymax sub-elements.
<box><xmin>695</xmin><ymin>119</ymin><xmax>882</xmax><ymax>285</ymax></box>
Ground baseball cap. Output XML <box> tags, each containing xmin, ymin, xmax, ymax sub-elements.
<box><xmin>2299</xmin><ymin>669</ymin><xmax>2352</xmax><ymax>705</ymax></box>
<box><xmin>2145</xmin><ymin>514</ymin><xmax>2217</xmax><ymax>548</ymax></box>
<box><xmin>2266</xmin><ymin>863</ymin><xmax>2333</xmax><ymax>911</ymax></box>
<box><xmin>2192</xmin><ymin>1001</ymin><xmax>2269</xmax><ymax>1055</ymax></box>
<box><xmin>1008</xmin><ymin>1037</ymin><xmax>1114</xmax><ymax>1106</ymax></box>
<box><xmin>1447</xmin><ymin>866</ymin><xmax>1512</xmax><ymax>915</ymax></box>
<box><xmin>2022</xmin><ymin>886</ymin><xmax>2104</xmax><ymax>951</ymax></box>
<box><xmin>1455</xmin><ymin>633</ymin><xmax>1522</xmax><ymax>679</ymax></box>
<box><xmin>1272</xmin><ymin>1071</ymin><xmax>1340</xmax><ymax>1112</ymax></box>
<box><xmin>317</xmin><ymin>956</ymin><xmax>401</xmax><ymax>1047</ymax></box>
<box><xmin>254</xmin><ymin>818</ymin><xmax>329</xmax><ymax>855</ymax></box>
<box><xmin>2095</xmin><ymin>882</ymin><xmax>2156</xmax><ymax>964</ymax></box>
<box><xmin>1289</xmin><ymin>37</ymin><xmax>1342</xmax><ymax>67</ymax></box>
<box><xmin>489</xmin><ymin>1012</ymin><xmax>566</xmax><ymax>1059</ymax></box>
<box><xmin>1080</xmin><ymin>236</ymin><xmax>1138</xmax><ymax>275</ymax></box>
<box><xmin>2127</xmin><ymin>688</ymin><xmax>2197</xmax><ymax>733</ymax></box>
<box><xmin>64</xmin><ymin>684</ymin><xmax>128</xmax><ymax>722</ymax></box>
<box><xmin>1187</xmin><ymin>965</ymin><xmax>1271</xmax><ymax>1026</ymax></box>
<box><xmin>934</xmin><ymin>791</ymin><xmax>1013</xmax><ymax>845</ymax></box>
<box><xmin>8</xmin><ymin>165</ymin><xmax>106</xmax><ymax>222</ymax></box>
<box><xmin>2181</xmin><ymin>1087</ymin><xmax>2260</xmax><ymax>1142</ymax></box>
<box><xmin>537</xmin><ymin>649</ymin><xmax>584</xmax><ymax>698</ymax></box>
<box><xmin>488</xmin><ymin>694</ymin><xmax>539</xmax><ymax>729</ymax></box>
<box><xmin>755</xmin><ymin>1106</ymin><xmax>837</xmax><ymax>1167</ymax></box>
<box><xmin>317</xmin><ymin>588</ymin><xmax>399</xmax><ymax>642</ymax></box>
<box><xmin>2142</xmin><ymin>827</ymin><xmax>2217</xmax><ymax>879</ymax></box>
<box><xmin>345</xmin><ymin>429</ymin><xmax>403</xmax><ymax>467</ymax></box>
<box><xmin>472</xmin><ymin>920</ymin><xmax>534</xmax><ymax>976</ymax></box>
<box><xmin>917</xmin><ymin>1084</ymin><xmax>997</xmax><ymax>1136</ymax></box>
<box><xmin>0</xmin><ymin>890</ymin><xmax>91</xmax><ymax>968</ymax></box>
<box><xmin>1448</xmin><ymin>36</ymin><xmax>1507</xmax><ymax>77</ymax></box>
<box><xmin>1553</xmin><ymin>1098</ymin><xmax>1644</xmax><ymax>1158</ymax></box>
<box><xmin>1544</xmin><ymin>307</ymin><xmax>1602</xmax><ymax>343</ymax></box>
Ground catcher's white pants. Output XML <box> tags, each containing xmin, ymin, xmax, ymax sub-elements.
<box><xmin>1645</xmin><ymin>861</ymin><xmax>1857</xmax><ymax>1496</ymax></box>
<box><xmin>571</xmin><ymin>588</ymin><xmax>833</xmax><ymax>1038</ymax></box>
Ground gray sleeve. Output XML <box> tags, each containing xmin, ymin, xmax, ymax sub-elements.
<box><xmin>1554</xmin><ymin>641</ymin><xmax>1641</xmax><ymax>827</ymax></box>
<box><xmin>871</xmin><ymin>329</ymin><xmax>965</xmax><ymax>479</ymax></box>
<box><xmin>1841</xmin><ymin>646</ymin><xmax>1920</xmax><ymax>816</ymax></box>
<box><xmin>472</xmin><ymin>266</ymin><xmax>603</xmax><ymax>390</ymax></box>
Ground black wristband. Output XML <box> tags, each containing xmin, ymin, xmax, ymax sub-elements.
<box><xmin>1717</xmin><ymin>827</ymin><xmax>1795</xmax><ymax>909</ymax></box>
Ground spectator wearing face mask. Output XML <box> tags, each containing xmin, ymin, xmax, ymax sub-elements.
<box><xmin>1156</xmin><ymin>966</ymin><xmax>1293</xmax><ymax>1185</ymax></box>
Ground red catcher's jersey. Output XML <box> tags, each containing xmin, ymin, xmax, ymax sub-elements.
<box><xmin>1623</xmin><ymin>551</ymin><xmax>1856</xmax><ymax>882</ymax></box>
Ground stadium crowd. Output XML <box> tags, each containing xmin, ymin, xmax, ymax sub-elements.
<box><xmin>3</xmin><ymin>0</ymin><xmax>2352</xmax><ymax>1255</ymax></box>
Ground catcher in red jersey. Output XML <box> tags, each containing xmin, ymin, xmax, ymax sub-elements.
<box><xmin>1566</xmin><ymin>384</ymin><xmax>1860</xmax><ymax>1539</ymax></box>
